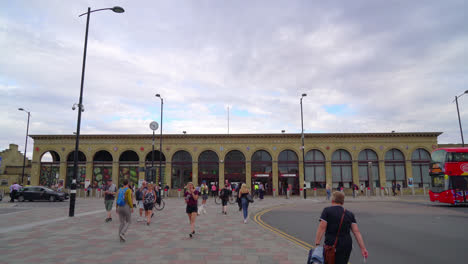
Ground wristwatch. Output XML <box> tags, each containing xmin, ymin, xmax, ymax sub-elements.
<box><xmin>315</xmin><ymin>243</ymin><xmax>320</xmax><ymax>246</ymax></box>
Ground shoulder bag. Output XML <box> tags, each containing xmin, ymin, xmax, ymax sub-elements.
<box><xmin>324</xmin><ymin>209</ymin><xmax>346</xmax><ymax>264</ymax></box>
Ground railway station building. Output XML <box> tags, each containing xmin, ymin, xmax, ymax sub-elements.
<box><xmin>29</xmin><ymin>132</ymin><xmax>441</xmax><ymax>196</ymax></box>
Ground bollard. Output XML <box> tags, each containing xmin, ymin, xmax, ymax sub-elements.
<box><xmin>286</xmin><ymin>189</ymin><xmax>290</xmax><ymax>199</ymax></box>
<box><xmin>273</xmin><ymin>188</ymin><xmax>276</xmax><ymax>198</ymax></box>
<box><xmin>411</xmin><ymin>187</ymin><xmax>415</xmax><ymax>196</ymax></box>
<box><xmin>178</xmin><ymin>189</ymin><xmax>181</xmax><ymax>198</ymax></box>
<box><xmin>400</xmin><ymin>188</ymin><xmax>403</xmax><ymax>197</ymax></box>
<box><xmin>423</xmin><ymin>186</ymin><xmax>426</xmax><ymax>196</ymax></box>
<box><xmin>300</xmin><ymin>188</ymin><xmax>304</xmax><ymax>199</ymax></box>
<box><xmin>314</xmin><ymin>188</ymin><xmax>317</xmax><ymax>197</ymax></box>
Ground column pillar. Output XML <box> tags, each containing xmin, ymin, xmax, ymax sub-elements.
<box><xmin>112</xmin><ymin>161</ymin><xmax>119</xmax><ymax>186</ymax></box>
<box><xmin>192</xmin><ymin>161</ymin><xmax>198</xmax><ymax>186</ymax></box>
<box><xmin>352</xmin><ymin>160</ymin><xmax>359</xmax><ymax>185</ymax></box>
<box><xmin>219</xmin><ymin>162</ymin><xmax>225</xmax><ymax>188</ymax></box>
<box><xmin>379</xmin><ymin>160</ymin><xmax>386</xmax><ymax>188</ymax></box>
<box><xmin>272</xmin><ymin>160</ymin><xmax>278</xmax><ymax>196</ymax></box>
<box><xmin>298</xmin><ymin>159</ymin><xmax>305</xmax><ymax>193</ymax></box>
<box><xmin>165</xmin><ymin>162</ymin><xmax>172</xmax><ymax>188</ymax></box>
<box><xmin>246</xmin><ymin>160</ymin><xmax>251</xmax><ymax>188</ymax></box>
<box><xmin>138</xmin><ymin>161</ymin><xmax>145</xmax><ymax>182</ymax></box>
<box><xmin>405</xmin><ymin>160</ymin><xmax>412</xmax><ymax>188</ymax></box>
<box><xmin>59</xmin><ymin>161</ymin><xmax>67</xmax><ymax>183</ymax></box>
<box><xmin>31</xmin><ymin>162</ymin><xmax>41</xmax><ymax>186</ymax></box>
<box><xmin>325</xmin><ymin>160</ymin><xmax>332</xmax><ymax>187</ymax></box>
<box><xmin>85</xmin><ymin>161</ymin><xmax>93</xmax><ymax>187</ymax></box>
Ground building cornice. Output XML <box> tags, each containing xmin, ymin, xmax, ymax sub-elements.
<box><xmin>29</xmin><ymin>132</ymin><xmax>443</xmax><ymax>141</ymax></box>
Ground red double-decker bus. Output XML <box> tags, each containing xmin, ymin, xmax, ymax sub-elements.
<box><xmin>429</xmin><ymin>147</ymin><xmax>468</xmax><ymax>205</ymax></box>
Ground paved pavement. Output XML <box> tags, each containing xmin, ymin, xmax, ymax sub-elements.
<box><xmin>0</xmin><ymin>196</ymin><xmax>312</xmax><ymax>264</ymax></box>
<box><xmin>261</xmin><ymin>197</ymin><xmax>468</xmax><ymax>264</ymax></box>
<box><xmin>0</xmin><ymin>194</ymin><xmax>447</xmax><ymax>264</ymax></box>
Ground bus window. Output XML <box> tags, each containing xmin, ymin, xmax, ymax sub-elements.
<box><xmin>452</xmin><ymin>176</ymin><xmax>468</xmax><ymax>189</ymax></box>
<box><xmin>447</xmin><ymin>153</ymin><xmax>468</xmax><ymax>162</ymax></box>
<box><xmin>431</xmin><ymin>150</ymin><xmax>447</xmax><ymax>163</ymax></box>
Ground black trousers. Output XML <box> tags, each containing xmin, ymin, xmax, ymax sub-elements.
<box><xmin>334</xmin><ymin>247</ymin><xmax>352</xmax><ymax>264</ymax></box>
<box><xmin>10</xmin><ymin>190</ymin><xmax>17</xmax><ymax>202</ymax></box>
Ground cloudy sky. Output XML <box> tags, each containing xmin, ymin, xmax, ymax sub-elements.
<box><xmin>1</xmin><ymin>0</ymin><xmax>467</xmax><ymax>159</ymax></box>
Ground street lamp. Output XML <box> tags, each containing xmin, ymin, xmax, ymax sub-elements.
<box><xmin>18</xmin><ymin>108</ymin><xmax>31</xmax><ymax>185</ymax></box>
<box><xmin>454</xmin><ymin>90</ymin><xmax>468</xmax><ymax>147</ymax></box>
<box><xmin>69</xmin><ymin>6</ymin><xmax>125</xmax><ymax>217</ymax></box>
<box><xmin>300</xmin><ymin>93</ymin><xmax>307</xmax><ymax>199</ymax></box>
<box><xmin>155</xmin><ymin>94</ymin><xmax>164</xmax><ymax>192</ymax></box>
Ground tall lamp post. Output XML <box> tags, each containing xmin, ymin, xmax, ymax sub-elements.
<box><xmin>300</xmin><ymin>93</ymin><xmax>307</xmax><ymax>199</ymax></box>
<box><xmin>18</xmin><ymin>108</ymin><xmax>31</xmax><ymax>185</ymax></box>
<box><xmin>155</xmin><ymin>94</ymin><xmax>164</xmax><ymax>194</ymax></box>
<box><xmin>69</xmin><ymin>6</ymin><xmax>125</xmax><ymax>217</ymax></box>
<box><xmin>454</xmin><ymin>90</ymin><xmax>468</xmax><ymax>147</ymax></box>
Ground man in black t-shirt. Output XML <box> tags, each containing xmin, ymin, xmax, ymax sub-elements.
<box><xmin>103</xmin><ymin>179</ymin><xmax>117</xmax><ymax>222</ymax></box>
<box><xmin>314</xmin><ymin>191</ymin><xmax>368</xmax><ymax>264</ymax></box>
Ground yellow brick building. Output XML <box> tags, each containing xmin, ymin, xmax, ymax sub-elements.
<box><xmin>0</xmin><ymin>144</ymin><xmax>31</xmax><ymax>193</ymax></box>
<box><xmin>29</xmin><ymin>132</ymin><xmax>440</xmax><ymax>196</ymax></box>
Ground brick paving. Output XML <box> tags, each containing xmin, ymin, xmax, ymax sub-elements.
<box><xmin>0</xmin><ymin>196</ymin><xmax>316</xmax><ymax>264</ymax></box>
<box><xmin>0</xmin><ymin>194</ymin><xmax>430</xmax><ymax>264</ymax></box>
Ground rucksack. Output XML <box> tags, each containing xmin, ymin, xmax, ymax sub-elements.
<box><xmin>116</xmin><ymin>187</ymin><xmax>128</xmax><ymax>206</ymax></box>
<box><xmin>135</xmin><ymin>189</ymin><xmax>143</xmax><ymax>200</ymax></box>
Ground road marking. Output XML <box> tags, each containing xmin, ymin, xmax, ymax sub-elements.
<box><xmin>253</xmin><ymin>205</ymin><xmax>314</xmax><ymax>250</ymax></box>
<box><xmin>0</xmin><ymin>209</ymin><xmax>104</xmax><ymax>234</ymax></box>
<box><xmin>253</xmin><ymin>205</ymin><xmax>353</xmax><ymax>264</ymax></box>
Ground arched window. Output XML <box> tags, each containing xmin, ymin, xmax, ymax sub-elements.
<box><xmin>385</xmin><ymin>148</ymin><xmax>406</xmax><ymax>187</ymax></box>
<box><xmin>171</xmin><ymin>151</ymin><xmax>192</xmax><ymax>189</ymax></box>
<box><xmin>331</xmin><ymin>149</ymin><xmax>352</xmax><ymax>188</ymax></box>
<box><xmin>252</xmin><ymin>150</ymin><xmax>273</xmax><ymax>194</ymax></box>
<box><xmin>66</xmin><ymin>151</ymin><xmax>86</xmax><ymax>189</ymax></box>
<box><xmin>358</xmin><ymin>149</ymin><xmax>380</xmax><ymax>188</ymax></box>
<box><xmin>278</xmin><ymin>150</ymin><xmax>299</xmax><ymax>195</ymax></box>
<box><xmin>411</xmin><ymin>148</ymin><xmax>431</xmax><ymax>187</ymax></box>
<box><xmin>145</xmin><ymin>150</ymin><xmax>166</xmax><ymax>184</ymax></box>
<box><xmin>305</xmin><ymin>149</ymin><xmax>326</xmax><ymax>188</ymax></box>
<box><xmin>40</xmin><ymin>151</ymin><xmax>60</xmax><ymax>188</ymax></box>
<box><xmin>198</xmin><ymin>150</ymin><xmax>219</xmax><ymax>184</ymax></box>
<box><xmin>119</xmin><ymin>150</ymin><xmax>139</xmax><ymax>187</ymax></box>
<box><xmin>93</xmin><ymin>150</ymin><xmax>113</xmax><ymax>188</ymax></box>
<box><xmin>224</xmin><ymin>150</ymin><xmax>246</xmax><ymax>183</ymax></box>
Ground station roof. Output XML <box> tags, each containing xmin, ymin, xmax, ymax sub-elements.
<box><xmin>29</xmin><ymin>132</ymin><xmax>443</xmax><ymax>140</ymax></box>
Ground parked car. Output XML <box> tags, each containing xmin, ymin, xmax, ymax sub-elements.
<box><xmin>15</xmin><ymin>186</ymin><xmax>67</xmax><ymax>202</ymax></box>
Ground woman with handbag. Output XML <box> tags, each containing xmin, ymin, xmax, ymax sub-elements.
<box><xmin>314</xmin><ymin>191</ymin><xmax>368</xmax><ymax>264</ymax></box>
<box><xmin>238</xmin><ymin>183</ymin><xmax>251</xmax><ymax>224</ymax></box>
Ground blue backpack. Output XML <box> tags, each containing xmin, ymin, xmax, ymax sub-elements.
<box><xmin>116</xmin><ymin>187</ymin><xmax>128</xmax><ymax>206</ymax></box>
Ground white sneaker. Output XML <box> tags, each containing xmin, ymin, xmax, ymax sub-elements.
<box><xmin>243</xmin><ymin>219</ymin><xmax>247</xmax><ymax>224</ymax></box>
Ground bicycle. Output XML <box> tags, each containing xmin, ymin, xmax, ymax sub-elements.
<box><xmin>214</xmin><ymin>195</ymin><xmax>237</xmax><ymax>205</ymax></box>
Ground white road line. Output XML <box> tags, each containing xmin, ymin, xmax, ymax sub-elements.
<box><xmin>0</xmin><ymin>209</ymin><xmax>104</xmax><ymax>234</ymax></box>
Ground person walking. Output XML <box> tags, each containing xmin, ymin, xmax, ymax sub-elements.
<box><xmin>184</xmin><ymin>182</ymin><xmax>199</xmax><ymax>238</ymax></box>
<box><xmin>220</xmin><ymin>183</ymin><xmax>230</xmax><ymax>215</ymax></box>
<box><xmin>200</xmin><ymin>181</ymin><xmax>209</xmax><ymax>214</ymax></box>
<box><xmin>314</xmin><ymin>191</ymin><xmax>368</xmax><ymax>264</ymax></box>
<box><xmin>9</xmin><ymin>182</ymin><xmax>22</xmax><ymax>202</ymax></box>
<box><xmin>135</xmin><ymin>181</ymin><xmax>147</xmax><ymax>222</ymax></box>
<box><xmin>103</xmin><ymin>179</ymin><xmax>117</xmax><ymax>222</ymax></box>
<box><xmin>259</xmin><ymin>182</ymin><xmax>265</xmax><ymax>200</ymax></box>
<box><xmin>238</xmin><ymin>183</ymin><xmax>251</xmax><ymax>224</ymax></box>
<box><xmin>143</xmin><ymin>183</ymin><xmax>156</xmax><ymax>226</ymax></box>
<box><xmin>116</xmin><ymin>179</ymin><xmax>133</xmax><ymax>242</ymax></box>
<box><xmin>360</xmin><ymin>183</ymin><xmax>364</xmax><ymax>195</ymax></box>
<box><xmin>392</xmin><ymin>182</ymin><xmax>396</xmax><ymax>196</ymax></box>
<box><xmin>326</xmin><ymin>184</ymin><xmax>331</xmax><ymax>200</ymax></box>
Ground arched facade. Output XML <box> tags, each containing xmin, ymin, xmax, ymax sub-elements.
<box><xmin>145</xmin><ymin>150</ymin><xmax>166</xmax><ymax>183</ymax></box>
<box><xmin>28</xmin><ymin>132</ymin><xmax>441</xmax><ymax>196</ymax></box>
<box><xmin>278</xmin><ymin>149</ymin><xmax>299</xmax><ymax>195</ymax></box>
<box><xmin>198</xmin><ymin>150</ymin><xmax>219</xmax><ymax>186</ymax></box>
<box><xmin>251</xmin><ymin>150</ymin><xmax>273</xmax><ymax>194</ymax></box>
<box><xmin>331</xmin><ymin>149</ymin><xmax>352</xmax><ymax>189</ymax></box>
<box><xmin>171</xmin><ymin>150</ymin><xmax>192</xmax><ymax>189</ymax></box>
<box><xmin>358</xmin><ymin>149</ymin><xmax>380</xmax><ymax>188</ymax></box>
<box><xmin>385</xmin><ymin>148</ymin><xmax>406</xmax><ymax>187</ymax></box>
<box><xmin>66</xmin><ymin>151</ymin><xmax>87</xmax><ymax>189</ymax></box>
<box><xmin>40</xmin><ymin>151</ymin><xmax>61</xmax><ymax>188</ymax></box>
<box><xmin>92</xmin><ymin>150</ymin><xmax>113</xmax><ymax>188</ymax></box>
<box><xmin>411</xmin><ymin>148</ymin><xmax>431</xmax><ymax>187</ymax></box>
<box><xmin>305</xmin><ymin>149</ymin><xmax>326</xmax><ymax>188</ymax></box>
<box><xmin>224</xmin><ymin>150</ymin><xmax>246</xmax><ymax>184</ymax></box>
<box><xmin>119</xmin><ymin>150</ymin><xmax>139</xmax><ymax>187</ymax></box>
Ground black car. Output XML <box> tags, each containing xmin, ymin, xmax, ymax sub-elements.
<box><xmin>15</xmin><ymin>186</ymin><xmax>67</xmax><ymax>202</ymax></box>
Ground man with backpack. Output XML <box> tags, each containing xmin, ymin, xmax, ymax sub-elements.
<box><xmin>103</xmin><ymin>179</ymin><xmax>117</xmax><ymax>223</ymax></box>
<box><xmin>135</xmin><ymin>181</ymin><xmax>147</xmax><ymax>222</ymax></box>
<box><xmin>116</xmin><ymin>179</ymin><xmax>133</xmax><ymax>242</ymax></box>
